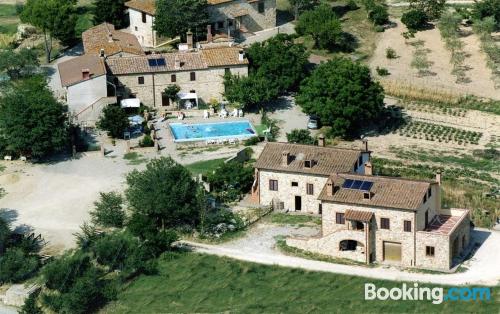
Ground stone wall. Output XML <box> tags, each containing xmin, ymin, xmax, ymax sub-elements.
<box><xmin>128</xmin><ymin>9</ymin><xmax>156</xmax><ymax>47</ymax></box>
<box><xmin>114</xmin><ymin>65</ymin><xmax>248</xmax><ymax>109</ymax></box>
<box><xmin>259</xmin><ymin>169</ymin><xmax>329</xmax><ymax>214</ymax></box>
<box><xmin>208</xmin><ymin>0</ymin><xmax>276</xmax><ymax>33</ymax></box>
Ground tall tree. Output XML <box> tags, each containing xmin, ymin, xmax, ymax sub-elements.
<box><xmin>163</xmin><ymin>85</ymin><xmax>181</xmax><ymax>108</ymax></box>
<box><xmin>289</xmin><ymin>0</ymin><xmax>319</xmax><ymax>20</ymax></box>
<box><xmin>409</xmin><ymin>0</ymin><xmax>446</xmax><ymax>20</ymax></box>
<box><xmin>296</xmin><ymin>58</ymin><xmax>385</xmax><ymax>138</ymax></box>
<box><xmin>0</xmin><ymin>49</ymin><xmax>39</xmax><ymax>80</ymax></box>
<box><xmin>93</xmin><ymin>0</ymin><xmax>128</xmax><ymax>29</ymax></box>
<box><xmin>154</xmin><ymin>0</ymin><xmax>209</xmax><ymax>39</ymax></box>
<box><xmin>0</xmin><ymin>76</ymin><xmax>68</xmax><ymax>159</ymax></box>
<box><xmin>20</xmin><ymin>0</ymin><xmax>77</xmax><ymax>63</ymax></box>
<box><xmin>96</xmin><ymin>105</ymin><xmax>129</xmax><ymax>139</ymax></box>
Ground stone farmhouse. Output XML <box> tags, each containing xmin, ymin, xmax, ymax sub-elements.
<box><xmin>253</xmin><ymin>142</ymin><xmax>471</xmax><ymax>271</ymax></box>
<box><xmin>252</xmin><ymin>140</ymin><xmax>372</xmax><ymax>214</ymax></box>
<box><xmin>125</xmin><ymin>0</ymin><xmax>276</xmax><ymax>47</ymax></box>
<box><xmin>58</xmin><ymin>24</ymin><xmax>248</xmax><ymax>125</ymax></box>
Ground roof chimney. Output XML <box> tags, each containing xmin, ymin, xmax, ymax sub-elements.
<box><xmin>318</xmin><ymin>134</ymin><xmax>325</xmax><ymax>147</ymax></box>
<box><xmin>238</xmin><ymin>50</ymin><xmax>244</xmax><ymax>62</ymax></box>
<box><xmin>362</xmin><ymin>139</ymin><xmax>368</xmax><ymax>152</ymax></box>
<box><xmin>207</xmin><ymin>24</ymin><xmax>213</xmax><ymax>42</ymax></box>
<box><xmin>99</xmin><ymin>48</ymin><xmax>105</xmax><ymax>58</ymax></box>
<box><xmin>82</xmin><ymin>69</ymin><xmax>90</xmax><ymax>80</ymax></box>
<box><xmin>436</xmin><ymin>170</ymin><xmax>442</xmax><ymax>185</ymax></box>
<box><xmin>186</xmin><ymin>30</ymin><xmax>193</xmax><ymax>49</ymax></box>
<box><xmin>326</xmin><ymin>179</ymin><xmax>334</xmax><ymax>196</ymax></box>
<box><xmin>282</xmin><ymin>151</ymin><xmax>290</xmax><ymax>166</ymax></box>
<box><xmin>174</xmin><ymin>56</ymin><xmax>181</xmax><ymax>69</ymax></box>
<box><xmin>364</xmin><ymin>161</ymin><xmax>373</xmax><ymax>176</ymax></box>
<box><xmin>107</xmin><ymin>32</ymin><xmax>113</xmax><ymax>43</ymax></box>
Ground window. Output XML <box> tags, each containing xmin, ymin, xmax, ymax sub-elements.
<box><xmin>380</xmin><ymin>218</ymin><xmax>390</xmax><ymax>230</ymax></box>
<box><xmin>217</xmin><ymin>21</ymin><xmax>224</xmax><ymax>29</ymax></box>
<box><xmin>171</xmin><ymin>74</ymin><xmax>176</xmax><ymax>82</ymax></box>
<box><xmin>228</xmin><ymin>20</ymin><xmax>233</xmax><ymax>27</ymax></box>
<box><xmin>135</xmin><ymin>26</ymin><xmax>138</xmax><ymax>31</ymax></box>
<box><xmin>291</xmin><ymin>181</ymin><xmax>298</xmax><ymax>187</ymax></box>
<box><xmin>225</xmin><ymin>68</ymin><xmax>231</xmax><ymax>75</ymax></box>
<box><xmin>423</xmin><ymin>194</ymin><xmax>427</xmax><ymax>203</ymax></box>
<box><xmin>358</xmin><ymin>155</ymin><xmax>363</xmax><ymax>167</ymax></box>
<box><xmin>142</xmin><ymin>12</ymin><xmax>147</xmax><ymax>23</ymax></box>
<box><xmin>404</xmin><ymin>220</ymin><xmax>412</xmax><ymax>232</ymax></box>
<box><xmin>190</xmin><ymin>90</ymin><xmax>195</xmax><ymax>93</ymax></box>
<box><xmin>428</xmin><ymin>187</ymin><xmax>432</xmax><ymax>198</ymax></box>
<box><xmin>258</xmin><ymin>1</ymin><xmax>265</xmax><ymax>13</ymax></box>
<box><xmin>336</xmin><ymin>212</ymin><xmax>345</xmax><ymax>224</ymax></box>
<box><xmin>425</xmin><ymin>210</ymin><xmax>429</xmax><ymax>228</ymax></box>
<box><xmin>138</xmin><ymin>76</ymin><xmax>144</xmax><ymax>85</ymax></box>
<box><xmin>304</xmin><ymin>160</ymin><xmax>312</xmax><ymax>168</ymax></box>
<box><xmin>190</xmin><ymin>72</ymin><xmax>196</xmax><ymax>81</ymax></box>
<box><xmin>306</xmin><ymin>183</ymin><xmax>314</xmax><ymax>195</ymax></box>
<box><xmin>426</xmin><ymin>246</ymin><xmax>435</xmax><ymax>257</ymax></box>
<box><xmin>318</xmin><ymin>204</ymin><xmax>322</xmax><ymax>215</ymax></box>
<box><xmin>269</xmin><ymin>179</ymin><xmax>278</xmax><ymax>191</ymax></box>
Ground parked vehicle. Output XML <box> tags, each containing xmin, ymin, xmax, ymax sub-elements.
<box><xmin>307</xmin><ymin>115</ymin><xmax>319</xmax><ymax>129</ymax></box>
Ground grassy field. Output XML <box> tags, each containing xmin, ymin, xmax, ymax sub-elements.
<box><xmin>185</xmin><ymin>158</ymin><xmax>226</xmax><ymax>176</ymax></box>
<box><xmin>103</xmin><ymin>252</ymin><xmax>499</xmax><ymax>313</ymax></box>
<box><xmin>267</xmin><ymin>212</ymin><xmax>321</xmax><ymax>225</ymax></box>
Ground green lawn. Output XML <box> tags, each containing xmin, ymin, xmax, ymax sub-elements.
<box><xmin>103</xmin><ymin>252</ymin><xmax>498</xmax><ymax>313</ymax></box>
<box><xmin>268</xmin><ymin>212</ymin><xmax>321</xmax><ymax>225</ymax></box>
<box><xmin>185</xmin><ymin>158</ymin><xmax>226</xmax><ymax>176</ymax></box>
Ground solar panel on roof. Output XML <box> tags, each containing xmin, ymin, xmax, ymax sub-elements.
<box><xmin>351</xmin><ymin>180</ymin><xmax>363</xmax><ymax>189</ymax></box>
<box><xmin>148</xmin><ymin>59</ymin><xmax>157</xmax><ymax>67</ymax></box>
<box><xmin>342</xmin><ymin>179</ymin><xmax>354</xmax><ymax>189</ymax></box>
<box><xmin>156</xmin><ymin>58</ymin><xmax>166</xmax><ymax>66</ymax></box>
<box><xmin>360</xmin><ymin>181</ymin><xmax>373</xmax><ymax>191</ymax></box>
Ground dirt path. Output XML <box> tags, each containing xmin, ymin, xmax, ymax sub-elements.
<box><xmin>181</xmin><ymin>227</ymin><xmax>500</xmax><ymax>286</ymax></box>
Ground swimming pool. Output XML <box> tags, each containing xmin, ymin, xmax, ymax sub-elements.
<box><xmin>169</xmin><ymin>120</ymin><xmax>257</xmax><ymax>142</ymax></box>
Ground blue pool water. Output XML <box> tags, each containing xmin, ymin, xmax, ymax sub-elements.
<box><xmin>169</xmin><ymin>120</ymin><xmax>257</xmax><ymax>142</ymax></box>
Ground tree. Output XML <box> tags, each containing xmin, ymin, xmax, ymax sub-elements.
<box><xmin>473</xmin><ymin>0</ymin><xmax>500</xmax><ymax>30</ymax></box>
<box><xmin>154</xmin><ymin>0</ymin><xmax>209</xmax><ymax>39</ymax></box>
<box><xmin>21</xmin><ymin>0</ymin><xmax>78</xmax><ymax>63</ymax></box>
<box><xmin>0</xmin><ymin>76</ymin><xmax>68</xmax><ymax>159</ymax></box>
<box><xmin>93</xmin><ymin>0</ymin><xmax>128</xmax><ymax>29</ymax></box>
<box><xmin>286</xmin><ymin>129</ymin><xmax>315</xmax><ymax>144</ymax></box>
<box><xmin>96</xmin><ymin>104</ymin><xmax>129</xmax><ymax>139</ymax></box>
<box><xmin>296</xmin><ymin>58</ymin><xmax>385</xmax><ymax>138</ymax></box>
<box><xmin>163</xmin><ymin>85</ymin><xmax>181</xmax><ymax>108</ymax></box>
<box><xmin>206</xmin><ymin>161</ymin><xmax>254</xmax><ymax>203</ymax></box>
<box><xmin>0</xmin><ymin>248</ymin><xmax>39</xmax><ymax>283</ymax></box>
<box><xmin>90</xmin><ymin>192</ymin><xmax>126</xmax><ymax>228</ymax></box>
<box><xmin>20</xmin><ymin>291</ymin><xmax>43</xmax><ymax>314</ymax></box>
<box><xmin>126</xmin><ymin>157</ymin><xmax>202</xmax><ymax>233</ymax></box>
<box><xmin>0</xmin><ymin>49</ymin><xmax>39</xmax><ymax>80</ymax></box>
<box><xmin>368</xmin><ymin>5</ymin><xmax>389</xmax><ymax>25</ymax></box>
<box><xmin>409</xmin><ymin>0</ymin><xmax>446</xmax><ymax>20</ymax></box>
<box><xmin>296</xmin><ymin>5</ymin><xmax>348</xmax><ymax>50</ymax></box>
<box><xmin>289</xmin><ymin>0</ymin><xmax>319</xmax><ymax>20</ymax></box>
<box><xmin>224</xmin><ymin>34</ymin><xmax>309</xmax><ymax>110</ymax></box>
<box><xmin>402</xmin><ymin>9</ymin><xmax>428</xmax><ymax>32</ymax></box>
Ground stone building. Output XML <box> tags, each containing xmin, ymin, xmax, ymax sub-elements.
<box><xmin>252</xmin><ymin>141</ymin><xmax>371</xmax><ymax>214</ymax></box>
<box><xmin>82</xmin><ymin>23</ymin><xmax>144</xmax><ymax>58</ymax></box>
<box><xmin>285</xmin><ymin>171</ymin><xmax>470</xmax><ymax>271</ymax></box>
<box><xmin>106</xmin><ymin>46</ymin><xmax>248</xmax><ymax>108</ymax></box>
<box><xmin>125</xmin><ymin>0</ymin><xmax>276</xmax><ymax>47</ymax></box>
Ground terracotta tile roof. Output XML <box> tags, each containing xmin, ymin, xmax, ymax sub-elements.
<box><xmin>255</xmin><ymin>142</ymin><xmax>363</xmax><ymax>176</ymax></box>
<box><xmin>125</xmin><ymin>0</ymin><xmax>156</xmax><ymax>15</ymax></box>
<box><xmin>424</xmin><ymin>214</ymin><xmax>465</xmax><ymax>235</ymax></box>
<box><xmin>201</xmin><ymin>47</ymin><xmax>248</xmax><ymax>67</ymax></box>
<box><xmin>345</xmin><ymin>209</ymin><xmax>373</xmax><ymax>222</ymax></box>
<box><xmin>58</xmin><ymin>55</ymin><xmax>106</xmax><ymax>87</ymax></box>
<box><xmin>106</xmin><ymin>47</ymin><xmax>247</xmax><ymax>75</ymax></box>
<box><xmin>82</xmin><ymin>23</ymin><xmax>144</xmax><ymax>57</ymax></box>
<box><xmin>319</xmin><ymin>173</ymin><xmax>435</xmax><ymax>211</ymax></box>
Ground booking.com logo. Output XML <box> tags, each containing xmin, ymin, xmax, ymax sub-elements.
<box><xmin>365</xmin><ymin>283</ymin><xmax>492</xmax><ymax>304</ymax></box>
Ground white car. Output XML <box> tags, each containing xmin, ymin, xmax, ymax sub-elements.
<box><xmin>307</xmin><ymin>116</ymin><xmax>319</xmax><ymax>129</ymax></box>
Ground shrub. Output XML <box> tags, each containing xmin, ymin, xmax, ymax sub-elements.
<box><xmin>244</xmin><ymin>136</ymin><xmax>261</xmax><ymax>146</ymax></box>
<box><xmin>286</xmin><ymin>129</ymin><xmax>315</xmax><ymax>144</ymax></box>
<box><xmin>374</xmin><ymin>25</ymin><xmax>385</xmax><ymax>32</ymax></box>
<box><xmin>376</xmin><ymin>66</ymin><xmax>390</xmax><ymax>76</ymax></box>
<box><xmin>201</xmin><ymin>209</ymin><xmax>245</xmax><ymax>239</ymax></box>
<box><xmin>75</xmin><ymin>222</ymin><xmax>104</xmax><ymax>251</ymax></box>
<box><xmin>90</xmin><ymin>192</ymin><xmax>126</xmax><ymax>228</ymax></box>
<box><xmin>402</xmin><ymin>9</ymin><xmax>428</xmax><ymax>31</ymax></box>
<box><xmin>386</xmin><ymin>47</ymin><xmax>397</xmax><ymax>59</ymax></box>
<box><xmin>139</xmin><ymin>134</ymin><xmax>155</xmax><ymax>147</ymax></box>
<box><xmin>206</xmin><ymin>161</ymin><xmax>254</xmax><ymax>203</ymax></box>
<box><xmin>96</xmin><ymin>105</ymin><xmax>129</xmax><ymax>139</ymax></box>
<box><xmin>42</xmin><ymin>252</ymin><xmax>92</xmax><ymax>293</ymax></box>
<box><xmin>368</xmin><ymin>5</ymin><xmax>389</xmax><ymax>25</ymax></box>
<box><xmin>0</xmin><ymin>248</ymin><xmax>39</xmax><ymax>283</ymax></box>
<box><xmin>347</xmin><ymin>0</ymin><xmax>358</xmax><ymax>10</ymax></box>
<box><xmin>473</xmin><ymin>0</ymin><xmax>500</xmax><ymax>30</ymax></box>
<box><xmin>20</xmin><ymin>290</ymin><xmax>42</xmax><ymax>314</ymax></box>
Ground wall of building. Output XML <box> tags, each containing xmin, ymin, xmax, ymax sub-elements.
<box><xmin>128</xmin><ymin>9</ymin><xmax>156</xmax><ymax>47</ymax></box>
<box><xmin>113</xmin><ymin>65</ymin><xmax>248</xmax><ymax>108</ymax></box>
<box><xmin>208</xmin><ymin>0</ymin><xmax>276</xmax><ymax>33</ymax></box>
<box><xmin>320</xmin><ymin>202</ymin><xmax>417</xmax><ymax>267</ymax></box>
<box><xmin>67</xmin><ymin>75</ymin><xmax>108</xmax><ymax>115</ymax></box>
<box><xmin>259</xmin><ymin>169</ymin><xmax>329</xmax><ymax>214</ymax></box>
<box><xmin>415</xmin><ymin>183</ymin><xmax>440</xmax><ymax>231</ymax></box>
